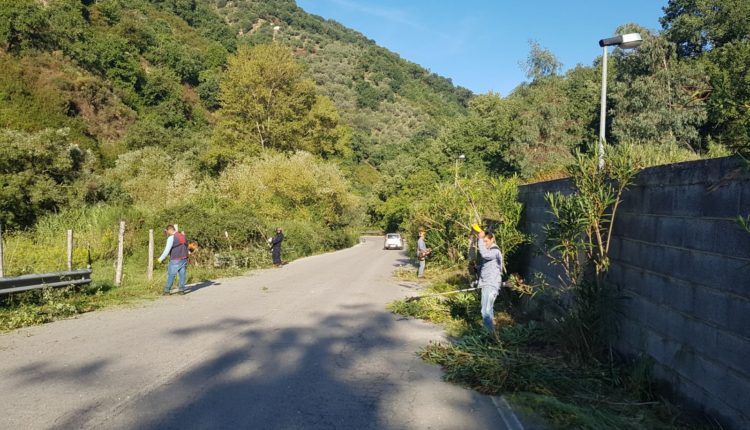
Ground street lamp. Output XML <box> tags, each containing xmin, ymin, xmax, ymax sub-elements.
<box><xmin>597</xmin><ymin>33</ymin><xmax>642</xmax><ymax>169</ymax></box>
<box><xmin>455</xmin><ymin>154</ymin><xmax>465</xmax><ymax>185</ymax></box>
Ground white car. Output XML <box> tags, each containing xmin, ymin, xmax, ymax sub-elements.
<box><xmin>383</xmin><ymin>233</ymin><xmax>404</xmax><ymax>250</ymax></box>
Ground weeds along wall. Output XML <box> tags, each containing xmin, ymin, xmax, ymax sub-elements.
<box><xmin>517</xmin><ymin>156</ymin><xmax>750</xmax><ymax>430</ymax></box>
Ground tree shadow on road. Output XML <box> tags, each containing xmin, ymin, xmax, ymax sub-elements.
<box><xmin>129</xmin><ymin>307</ymin><xmax>410</xmax><ymax>429</ymax></box>
<box><xmin>46</xmin><ymin>303</ymin><xmax>498</xmax><ymax>429</ymax></box>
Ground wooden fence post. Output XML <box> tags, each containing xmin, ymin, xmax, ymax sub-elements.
<box><xmin>67</xmin><ymin>229</ymin><xmax>73</xmax><ymax>271</ymax></box>
<box><xmin>148</xmin><ymin>229</ymin><xmax>154</xmax><ymax>281</ymax></box>
<box><xmin>0</xmin><ymin>223</ymin><xmax>4</xmax><ymax>278</ymax></box>
<box><xmin>115</xmin><ymin>221</ymin><xmax>125</xmax><ymax>286</ymax></box>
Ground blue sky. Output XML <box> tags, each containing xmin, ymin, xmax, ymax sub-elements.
<box><xmin>297</xmin><ymin>0</ymin><xmax>667</xmax><ymax>95</ymax></box>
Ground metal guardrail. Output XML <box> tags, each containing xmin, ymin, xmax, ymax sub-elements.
<box><xmin>0</xmin><ymin>269</ymin><xmax>93</xmax><ymax>295</ymax></box>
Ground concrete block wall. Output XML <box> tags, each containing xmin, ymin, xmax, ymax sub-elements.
<box><xmin>517</xmin><ymin>156</ymin><xmax>750</xmax><ymax>429</ymax></box>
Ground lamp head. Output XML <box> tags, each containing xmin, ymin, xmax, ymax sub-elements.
<box><xmin>599</xmin><ymin>33</ymin><xmax>642</xmax><ymax>49</ymax></box>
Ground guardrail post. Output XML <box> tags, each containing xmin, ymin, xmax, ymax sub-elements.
<box><xmin>115</xmin><ymin>221</ymin><xmax>125</xmax><ymax>286</ymax></box>
<box><xmin>148</xmin><ymin>229</ymin><xmax>154</xmax><ymax>281</ymax></box>
<box><xmin>67</xmin><ymin>229</ymin><xmax>73</xmax><ymax>271</ymax></box>
<box><xmin>0</xmin><ymin>223</ymin><xmax>4</xmax><ymax>278</ymax></box>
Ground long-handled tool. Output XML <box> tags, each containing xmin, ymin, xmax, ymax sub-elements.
<box><xmin>406</xmin><ymin>286</ymin><xmax>481</xmax><ymax>302</ymax></box>
<box><xmin>406</xmin><ymin>281</ymin><xmax>511</xmax><ymax>302</ymax></box>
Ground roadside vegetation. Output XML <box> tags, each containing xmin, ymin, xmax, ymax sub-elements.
<box><xmin>388</xmin><ymin>148</ymin><xmax>719</xmax><ymax>429</ymax></box>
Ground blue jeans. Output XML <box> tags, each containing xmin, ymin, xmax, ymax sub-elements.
<box><xmin>165</xmin><ymin>259</ymin><xmax>188</xmax><ymax>293</ymax></box>
<box><xmin>481</xmin><ymin>285</ymin><xmax>499</xmax><ymax>333</ymax></box>
<box><xmin>417</xmin><ymin>259</ymin><xmax>425</xmax><ymax>278</ymax></box>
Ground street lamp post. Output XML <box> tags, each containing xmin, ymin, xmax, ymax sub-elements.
<box><xmin>597</xmin><ymin>33</ymin><xmax>643</xmax><ymax>169</ymax></box>
<box><xmin>455</xmin><ymin>154</ymin><xmax>465</xmax><ymax>185</ymax></box>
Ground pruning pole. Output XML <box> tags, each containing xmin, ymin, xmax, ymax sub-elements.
<box><xmin>115</xmin><ymin>221</ymin><xmax>125</xmax><ymax>286</ymax></box>
<box><xmin>67</xmin><ymin>229</ymin><xmax>73</xmax><ymax>271</ymax></box>
<box><xmin>148</xmin><ymin>229</ymin><xmax>154</xmax><ymax>281</ymax></box>
<box><xmin>407</xmin><ymin>286</ymin><xmax>481</xmax><ymax>301</ymax></box>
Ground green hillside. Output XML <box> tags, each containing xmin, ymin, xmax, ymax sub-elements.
<box><xmin>0</xmin><ymin>0</ymin><xmax>475</xmax><ymax>227</ymax></box>
<box><xmin>212</xmin><ymin>0</ymin><xmax>472</xmax><ymax>162</ymax></box>
<box><xmin>0</xmin><ymin>0</ymin><xmax>470</xmax><ymax>169</ymax></box>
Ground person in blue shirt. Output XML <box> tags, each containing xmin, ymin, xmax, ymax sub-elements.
<box><xmin>158</xmin><ymin>225</ymin><xmax>189</xmax><ymax>295</ymax></box>
<box><xmin>417</xmin><ymin>230</ymin><xmax>430</xmax><ymax>278</ymax></box>
<box><xmin>476</xmin><ymin>229</ymin><xmax>503</xmax><ymax>334</ymax></box>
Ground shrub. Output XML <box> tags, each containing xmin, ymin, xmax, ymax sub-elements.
<box><xmin>406</xmin><ymin>175</ymin><xmax>525</xmax><ymax>267</ymax></box>
<box><xmin>0</xmin><ymin>128</ymin><xmax>90</xmax><ymax>229</ymax></box>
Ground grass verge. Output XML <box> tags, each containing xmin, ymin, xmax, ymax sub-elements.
<box><xmin>0</xmin><ymin>256</ymin><xmax>246</xmax><ymax>331</ymax></box>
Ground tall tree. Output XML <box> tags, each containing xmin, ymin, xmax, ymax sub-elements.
<box><xmin>661</xmin><ymin>0</ymin><xmax>750</xmax><ymax>150</ymax></box>
<box><xmin>0</xmin><ymin>129</ymin><xmax>88</xmax><ymax>229</ymax></box>
<box><xmin>610</xmin><ymin>25</ymin><xmax>709</xmax><ymax>150</ymax></box>
<box><xmin>523</xmin><ymin>40</ymin><xmax>562</xmax><ymax>81</ymax></box>
<box><xmin>215</xmin><ymin>43</ymin><xmax>349</xmax><ymax>156</ymax></box>
<box><xmin>661</xmin><ymin>0</ymin><xmax>750</xmax><ymax>57</ymax></box>
<box><xmin>0</xmin><ymin>0</ymin><xmax>50</xmax><ymax>53</ymax></box>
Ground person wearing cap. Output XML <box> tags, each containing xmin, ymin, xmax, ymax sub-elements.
<box><xmin>270</xmin><ymin>227</ymin><xmax>284</xmax><ymax>267</ymax></box>
<box><xmin>158</xmin><ymin>224</ymin><xmax>189</xmax><ymax>295</ymax></box>
<box><xmin>476</xmin><ymin>229</ymin><xmax>503</xmax><ymax>334</ymax></box>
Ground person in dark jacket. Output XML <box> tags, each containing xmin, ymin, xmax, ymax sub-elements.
<box><xmin>270</xmin><ymin>227</ymin><xmax>284</xmax><ymax>266</ymax></box>
<box><xmin>158</xmin><ymin>224</ymin><xmax>189</xmax><ymax>295</ymax></box>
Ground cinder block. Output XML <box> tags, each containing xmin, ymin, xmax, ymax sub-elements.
<box><xmin>642</xmin><ymin>186</ymin><xmax>677</xmax><ymax>215</ymax></box>
<box><xmin>618</xmin><ymin>185</ymin><xmax>647</xmax><ymax>212</ymax></box>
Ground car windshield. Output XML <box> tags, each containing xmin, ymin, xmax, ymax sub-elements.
<box><xmin>386</xmin><ymin>234</ymin><xmax>400</xmax><ymax>239</ymax></box>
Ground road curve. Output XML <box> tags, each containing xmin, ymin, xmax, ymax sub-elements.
<box><xmin>0</xmin><ymin>237</ymin><xmax>505</xmax><ymax>429</ymax></box>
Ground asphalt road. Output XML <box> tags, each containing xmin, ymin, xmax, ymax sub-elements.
<box><xmin>0</xmin><ymin>238</ymin><xmax>508</xmax><ymax>429</ymax></box>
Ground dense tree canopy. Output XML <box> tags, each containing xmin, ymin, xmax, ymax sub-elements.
<box><xmin>0</xmin><ymin>129</ymin><xmax>89</xmax><ymax>228</ymax></box>
<box><xmin>661</xmin><ymin>0</ymin><xmax>750</xmax><ymax>150</ymax></box>
<box><xmin>215</xmin><ymin>43</ymin><xmax>350</xmax><ymax>157</ymax></box>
